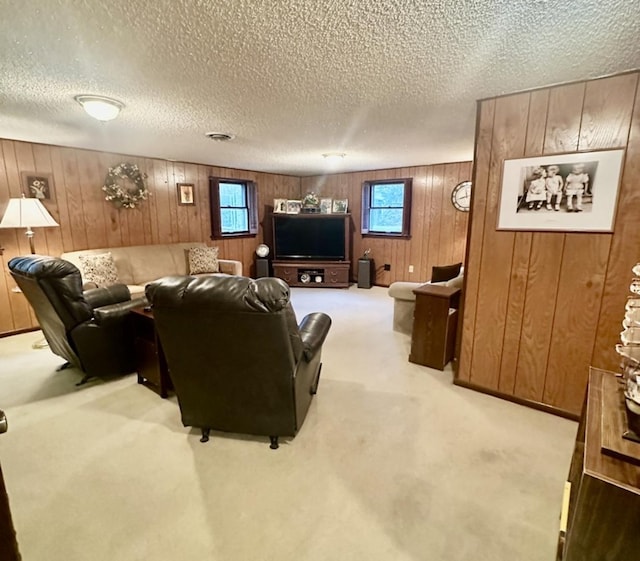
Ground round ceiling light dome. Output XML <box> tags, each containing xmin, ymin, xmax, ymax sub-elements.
<box><xmin>205</xmin><ymin>132</ymin><xmax>235</xmax><ymax>141</ymax></box>
<box><xmin>322</xmin><ymin>152</ymin><xmax>346</xmax><ymax>164</ymax></box>
<box><xmin>74</xmin><ymin>95</ymin><xmax>124</xmax><ymax>121</ymax></box>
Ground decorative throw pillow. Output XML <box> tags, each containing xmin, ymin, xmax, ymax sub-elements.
<box><xmin>188</xmin><ymin>246</ymin><xmax>220</xmax><ymax>274</ymax></box>
<box><xmin>431</xmin><ymin>262</ymin><xmax>462</xmax><ymax>283</ymax></box>
<box><xmin>78</xmin><ymin>252</ymin><xmax>119</xmax><ymax>287</ymax></box>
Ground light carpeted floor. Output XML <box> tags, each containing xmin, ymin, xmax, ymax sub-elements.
<box><xmin>0</xmin><ymin>285</ymin><xmax>576</xmax><ymax>561</ymax></box>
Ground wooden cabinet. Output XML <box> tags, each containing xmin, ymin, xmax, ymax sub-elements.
<box><xmin>272</xmin><ymin>261</ymin><xmax>350</xmax><ymax>288</ymax></box>
<box><xmin>409</xmin><ymin>285</ymin><xmax>460</xmax><ymax>370</ymax></box>
<box><xmin>559</xmin><ymin>368</ymin><xmax>640</xmax><ymax>561</ymax></box>
<box><xmin>271</xmin><ymin>212</ymin><xmax>351</xmax><ymax>288</ymax></box>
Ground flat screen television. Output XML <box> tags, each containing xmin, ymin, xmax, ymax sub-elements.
<box><xmin>273</xmin><ymin>215</ymin><xmax>346</xmax><ymax>261</ymax></box>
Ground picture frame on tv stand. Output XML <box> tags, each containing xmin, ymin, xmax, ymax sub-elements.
<box><xmin>286</xmin><ymin>200</ymin><xmax>302</xmax><ymax>214</ymax></box>
<box><xmin>332</xmin><ymin>198</ymin><xmax>348</xmax><ymax>213</ymax></box>
<box><xmin>320</xmin><ymin>198</ymin><xmax>332</xmax><ymax>214</ymax></box>
<box><xmin>273</xmin><ymin>198</ymin><xmax>287</xmax><ymax>213</ymax></box>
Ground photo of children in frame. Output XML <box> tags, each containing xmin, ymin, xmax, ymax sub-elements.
<box><xmin>498</xmin><ymin>149</ymin><xmax>624</xmax><ymax>233</ymax></box>
<box><xmin>516</xmin><ymin>160</ymin><xmax>595</xmax><ymax>214</ymax></box>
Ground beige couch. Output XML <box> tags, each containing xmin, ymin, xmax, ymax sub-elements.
<box><xmin>61</xmin><ymin>242</ymin><xmax>243</xmax><ymax>299</ymax></box>
<box><xmin>388</xmin><ymin>269</ymin><xmax>464</xmax><ymax>335</ymax></box>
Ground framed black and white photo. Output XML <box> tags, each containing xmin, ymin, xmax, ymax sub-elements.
<box><xmin>497</xmin><ymin>149</ymin><xmax>625</xmax><ymax>232</ymax></box>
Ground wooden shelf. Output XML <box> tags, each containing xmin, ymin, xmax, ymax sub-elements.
<box><xmin>559</xmin><ymin>367</ymin><xmax>640</xmax><ymax>561</ymax></box>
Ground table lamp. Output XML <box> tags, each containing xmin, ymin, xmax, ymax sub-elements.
<box><xmin>0</xmin><ymin>195</ymin><xmax>59</xmax><ymax>254</ymax></box>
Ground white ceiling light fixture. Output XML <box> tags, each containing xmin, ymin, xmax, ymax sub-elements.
<box><xmin>74</xmin><ymin>95</ymin><xmax>124</xmax><ymax>121</ymax></box>
<box><xmin>205</xmin><ymin>132</ymin><xmax>235</xmax><ymax>141</ymax></box>
<box><xmin>322</xmin><ymin>152</ymin><xmax>346</xmax><ymax>165</ymax></box>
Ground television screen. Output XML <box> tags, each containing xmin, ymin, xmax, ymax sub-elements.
<box><xmin>273</xmin><ymin>215</ymin><xmax>346</xmax><ymax>261</ymax></box>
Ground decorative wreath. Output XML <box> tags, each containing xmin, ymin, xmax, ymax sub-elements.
<box><xmin>102</xmin><ymin>162</ymin><xmax>149</xmax><ymax>209</ymax></box>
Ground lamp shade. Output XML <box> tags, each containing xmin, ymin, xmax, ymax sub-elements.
<box><xmin>0</xmin><ymin>197</ymin><xmax>59</xmax><ymax>229</ymax></box>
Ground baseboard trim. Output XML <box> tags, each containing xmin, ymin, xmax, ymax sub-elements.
<box><xmin>0</xmin><ymin>327</ymin><xmax>39</xmax><ymax>339</ymax></box>
<box><xmin>453</xmin><ymin>378</ymin><xmax>580</xmax><ymax>422</ymax></box>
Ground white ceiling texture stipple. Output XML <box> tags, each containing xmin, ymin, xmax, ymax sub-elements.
<box><xmin>1</xmin><ymin>0</ymin><xmax>639</xmax><ymax>176</ymax></box>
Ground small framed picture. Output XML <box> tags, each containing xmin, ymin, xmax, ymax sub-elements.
<box><xmin>286</xmin><ymin>200</ymin><xmax>302</xmax><ymax>214</ymax></box>
<box><xmin>332</xmin><ymin>198</ymin><xmax>348</xmax><ymax>213</ymax></box>
<box><xmin>177</xmin><ymin>183</ymin><xmax>195</xmax><ymax>205</ymax></box>
<box><xmin>320</xmin><ymin>198</ymin><xmax>332</xmax><ymax>214</ymax></box>
<box><xmin>273</xmin><ymin>198</ymin><xmax>287</xmax><ymax>213</ymax></box>
<box><xmin>22</xmin><ymin>172</ymin><xmax>54</xmax><ymax>200</ymax></box>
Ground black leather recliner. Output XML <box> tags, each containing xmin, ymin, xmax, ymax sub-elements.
<box><xmin>8</xmin><ymin>255</ymin><xmax>144</xmax><ymax>381</ymax></box>
<box><xmin>146</xmin><ymin>275</ymin><xmax>332</xmax><ymax>449</ymax></box>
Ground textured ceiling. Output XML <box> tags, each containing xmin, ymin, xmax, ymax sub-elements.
<box><xmin>1</xmin><ymin>0</ymin><xmax>639</xmax><ymax>176</ymax></box>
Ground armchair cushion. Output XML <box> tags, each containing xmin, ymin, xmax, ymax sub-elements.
<box><xmin>431</xmin><ymin>262</ymin><xmax>462</xmax><ymax>283</ymax></box>
<box><xmin>93</xmin><ymin>297</ymin><xmax>147</xmax><ymax>326</ymax></box>
<box><xmin>83</xmin><ymin>284</ymin><xmax>131</xmax><ymax>309</ymax></box>
<box><xmin>299</xmin><ymin>312</ymin><xmax>332</xmax><ymax>361</ymax></box>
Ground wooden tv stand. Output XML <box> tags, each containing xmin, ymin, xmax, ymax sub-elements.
<box><xmin>272</xmin><ymin>260</ymin><xmax>350</xmax><ymax>288</ymax></box>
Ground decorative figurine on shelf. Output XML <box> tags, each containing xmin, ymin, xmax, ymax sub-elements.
<box><xmin>619</xmin><ymin>262</ymin><xmax>640</xmax><ymax>442</ymax></box>
<box><xmin>301</xmin><ymin>192</ymin><xmax>321</xmax><ymax>213</ymax></box>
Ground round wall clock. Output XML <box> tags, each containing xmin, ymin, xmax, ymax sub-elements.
<box><xmin>451</xmin><ymin>181</ymin><xmax>472</xmax><ymax>212</ymax></box>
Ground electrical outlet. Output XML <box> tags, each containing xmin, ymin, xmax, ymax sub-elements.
<box><xmin>384</xmin><ymin>264</ymin><xmax>391</xmax><ymax>271</ymax></box>
<box><xmin>408</xmin><ymin>265</ymin><xmax>414</xmax><ymax>273</ymax></box>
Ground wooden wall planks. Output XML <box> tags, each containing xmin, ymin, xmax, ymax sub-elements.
<box><xmin>0</xmin><ymin>139</ymin><xmax>300</xmax><ymax>335</ymax></box>
<box><xmin>300</xmin><ymin>161</ymin><xmax>471</xmax><ymax>288</ymax></box>
<box><xmin>1</xmin><ymin>140</ymin><xmax>469</xmax><ymax>335</ymax></box>
<box><xmin>457</xmin><ymin>71</ymin><xmax>640</xmax><ymax>417</ymax></box>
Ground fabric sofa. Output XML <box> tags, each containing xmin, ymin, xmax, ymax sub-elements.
<box><xmin>388</xmin><ymin>267</ymin><xmax>464</xmax><ymax>335</ymax></box>
<box><xmin>61</xmin><ymin>242</ymin><xmax>243</xmax><ymax>298</ymax></box>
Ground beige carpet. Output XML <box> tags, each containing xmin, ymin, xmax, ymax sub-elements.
<box><xmin>0</xmin><ymin>285</ymin><xmax>576</xmax><ymax>561</ymax></box>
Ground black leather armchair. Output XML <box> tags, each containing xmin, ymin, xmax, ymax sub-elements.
<box><xmin>146</xmin><ymin>275</ymin><xmax>332</xmax><ymax>449</ymax></box>
<box><xmin>8</xmin><ymin>255</ymin><xmax>145</xmax><ymax>381</ymax></box>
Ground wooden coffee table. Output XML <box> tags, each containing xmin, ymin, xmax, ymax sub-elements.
<box><xmin>131</xmin><ymin>306</ymin><xmax>173</xmax><ymax>398</ymax></box>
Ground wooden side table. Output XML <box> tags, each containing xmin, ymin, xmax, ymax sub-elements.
<box><xmin>409</xmin><ymin>285</ymin><xmax>461</xmax><ymax>370</ymax></box>
<box><xmin>131</xmin><ymin>306</ymin><xmax>173</xmax><ymax>398</ymax></box>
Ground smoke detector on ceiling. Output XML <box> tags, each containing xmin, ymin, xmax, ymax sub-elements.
<box><xmin>205</xmin><ymin>132</ymin><xmax>235</xmax><ymax>141</ymax></box>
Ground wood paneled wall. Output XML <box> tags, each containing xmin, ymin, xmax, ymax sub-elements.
<box><xmin>457</xmin><ymin>71</ymin><xmax>640</xmax><ymax>417</ymax></box>
<box><xmin>0</xmin><ymin>139</ymin><xmax>300</xmax><ymax>335</ymax></box>
<box><xmin>301</xmin><ymin>161</ymin><xmax>471</xmax><ymax>286</ymax></box>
